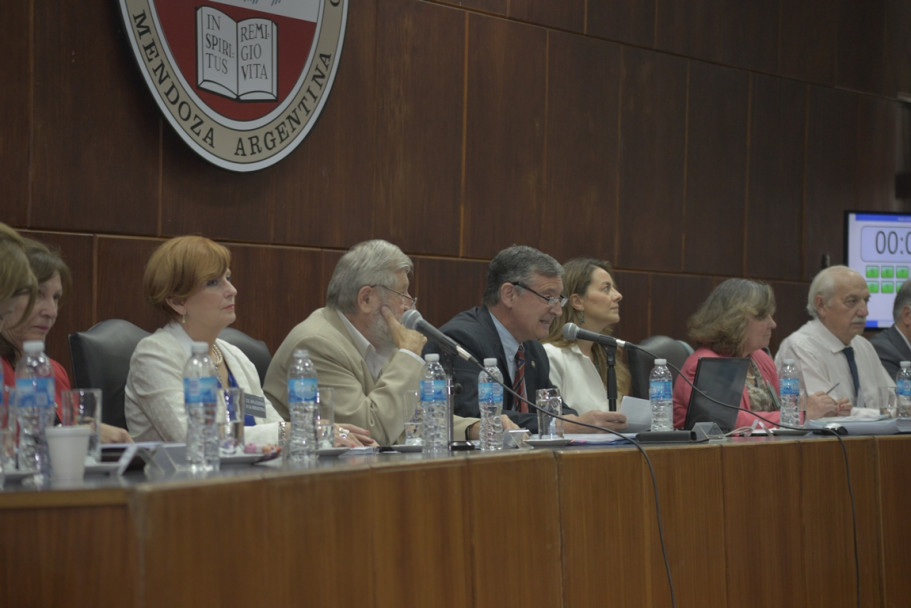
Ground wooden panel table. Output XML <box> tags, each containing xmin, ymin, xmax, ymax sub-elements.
<box><xmin>0</xmin><ymin>436</ymin><xmax>906</xmax><ymax>607</ymax></box>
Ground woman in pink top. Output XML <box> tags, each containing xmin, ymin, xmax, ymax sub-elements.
<box><xmin>673</xmin><ymin>279</ymin><xmax>840</xmax><ymax>430</ymax></box>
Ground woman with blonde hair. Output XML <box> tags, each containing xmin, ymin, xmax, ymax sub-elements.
<box><xmin>542</xmin><ymin>258</ymin><xmax>630</xmax><ymax>413</ymax></box>
<box><xmin>0</xmin><ymin>223</ymin><xmax>36</xmax><ymax>333</ymax></box>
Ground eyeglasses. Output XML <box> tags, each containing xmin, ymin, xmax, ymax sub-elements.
<box><xmin>512</xmin><ymin>282</ymin><xmax>567</xmax><ymax>308</ymax></box>
<box><xmin>372</xmin><ymin>284</ymin><xmax>418</xmax><ymax>309</ymax></box>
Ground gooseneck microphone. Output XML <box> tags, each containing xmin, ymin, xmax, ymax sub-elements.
<box><xmin>401</xmin><ymin>309</ymin><xmax>480</xmax><ymax>364</ymax></box>
<box><xmin>561</xmin><ymin>322</ymin><xmax>628</xmax><ymax>349</ymax></box>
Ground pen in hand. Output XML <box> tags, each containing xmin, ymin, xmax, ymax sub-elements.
<box><xmin>825</xmin><ymin>383</ymin><xmax>840</xmax><ymax>395</ymax></box>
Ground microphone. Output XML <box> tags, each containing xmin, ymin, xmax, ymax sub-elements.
<box><xmin>401</xmin><ymin>309</ymin><xmax>479</xmax><ymax>364</ymax></box>
<box><xmin>561</xmin><ymin>322</ymin><xmax>627</xmax><ymax>349</ymax></box>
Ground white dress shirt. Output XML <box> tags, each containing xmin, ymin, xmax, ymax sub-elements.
<box><xmin>543</xmin><ymin>342</ymin><xmax>621</xmax><ymax>414</ymax></box>
<box><xmin>775</xmin><ymin>319</ymin><xmax>893</xmax><ymax>409</ymax></box>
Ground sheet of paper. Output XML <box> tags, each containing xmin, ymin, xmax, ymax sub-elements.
<box><xmin>619</xmin><ymin>396</ymin><xmax>652</xmax><ymax>433</ymax></box>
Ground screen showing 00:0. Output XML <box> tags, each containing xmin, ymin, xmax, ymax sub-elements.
<box><xmin>861</xmin><ymin>227</ymin><xmax>911</xmax><ymax>262</ymax></box>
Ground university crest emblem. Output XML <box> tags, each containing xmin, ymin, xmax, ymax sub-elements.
<box><xmin>118</xmin><ymin>0</ymin><xmax>347</xmax><ymax>172</ymax></box>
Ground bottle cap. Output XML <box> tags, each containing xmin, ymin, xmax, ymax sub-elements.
<box><xmin>902</xmin><ymin>361</ymin><xmax>910</xmax><ymax>369</ymax></box>
<box><xmin>654</xmin><ymin>358</ymin><xmax>667</xmax><ymax>365</ymax></box>
<box><xmin>191</xmin><ymin>341</ymin><xmax>208</xmax><ymax>354</ymax></box>
<box><xmin>784</xmin><ymin>358</ymin><xmax>795</xmax><ymax>365</ymax></box>
<box><xmin>293</xmin><ymin>348</ymin><xmax>310</xmax><ymax>359</ymax></box>
<box><xmin>22</xmin><ymin>340</ymin><xmax>45</xmax><ymax>355</ymax></box>
<box><xmin>424</xmin><ymin>353</ymin><xmax>440</xmax><ymax>362</ymax></box>
<box><xmin>483</xmin><ymin>358</ymin><xmax>497</xmax><ymax>367</ymax></box>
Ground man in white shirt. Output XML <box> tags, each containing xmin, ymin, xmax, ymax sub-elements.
<box><xmin>775</xmin><ymin>265</ymin><xmax>893</xmax><ymax>411</ymax></box>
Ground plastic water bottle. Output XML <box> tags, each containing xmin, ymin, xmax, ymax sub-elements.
<box><xmin>184</xmin><ymin>342</ymin><xmax>219</xmax><ymax>474</ymax></box>
<box><xmin>287</xmin><ymin>348</ymin><xmax>319</xmax><ymax>466</ymax></box>
<box><xmin>649</xmin><ymin>358</ymin><xmax>673</xmax><ymax>432</ymax></box>
<box><xmin>15</xmin><ymin>341</ymin><xmax>55</xmax><ymax>475</ymax></box>
<box><xmin>420</xmin><ymin>353</ymin><xmax>450</xmax><ymax>456</ymax></box>
<box><xmin>478</xmin><ymin>358</ymin><xmax>504</xmax><ymax>451</ymax></box>
<box><xmin>895</xmin><ymin>361</ymin><xmax>911</xmax><ymax>418</ymax></box>
<box><xmin>779</xmin><ymin>359</ymin><xmax>802</xmax><ymax>427</ymax></box>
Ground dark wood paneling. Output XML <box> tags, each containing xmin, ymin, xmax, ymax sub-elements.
<box><xmin>616</xmin><ymin>47</ymin><xmax>688</xmax><ymax>272</ymax></box>
<box><xmin>683</xmin><ymin>61</ymin><xmax>750</xmax><ymax>276</ymax></box>
<box><xmin>96</xmin><ymin>237</ymin><xmax>165</xmax><ymax>333</ymax></box>
<box><xmin>448</xmin><ymin>0</ymin><xmax>506</xmax><ymax>15</ymax></box>
<box><xmin>766</xmin><ymin>280</ymin><xmax>810</xmax><ymax>357</ymax></box>
<box><xmin>463</xmin><ymin>15</ymin><xmax>547</xmax><ymax>258</ymax></box>
<box><xmin>227</xmin><ymin>244</ymin><xmax>324</xmax><ymax>353</ymax></box>
<box><xmin>655</xmin><ymin>0</ymin><xmax>779</xmax><ymax>73</ymax></box>
<box><xmin>587</xmin><ymin>0</ymin><xmax>655</xmax><ymax>47</ymax></box>
<box><xmin>373</xmin><ymin>0</ymin><xmax>464</xmax><ymax>256</ymax></box>
<box><xmin>885</xmin><ymin>0</ymin><xmax>911</xmax><ymax>97</ymax></box>
<box><xmin>160</xmin><ymin>144</ymin><xmax>275</xmax><ymax>242</ymax></box>
<box><xmin>856</xmin><ymin>96</ymin><xmax>899</xmax><ymax>211</ymax></box>
<box><xmin>650</xmin><ymin>274</ymin><xmax>716</xmax><ymax>341</ymax></box>
<box><xmin>31</xmin><ymin>2</ymin><xmax>159</xmax><ymax>235</ymax></box>
<box><xmin>805</xmin><ymin>86</ymin><xmax>858</xmax><ymax>280</ymax></box>
<box><xmin>877</xmin><ymin>437</ymin><xmax>911</xmax><ymax>604</ymax></box>
<box><xmin>270</xmin><ymin>0</ymin><xmax>379</xmax><ymax>249</ymax></box>
<box><xmin>509</xmin><ymin>0</ymin><xmax>584</xmax><ymax>33</ymax></box>
<box><xmin>413</xmin><ymin>256</ymin><xmax>488</xmax><ymax>328</ymax></box>
<box><xmin>746</xmin><ymin>76</ymin><xmax>807</xmax><ymax>282</ymax></box>
<box><xmin>836</xmin><ymin>0</ymin><xmax>886</xmax><ymax>96</ymax></box>
<box><xmin>779</xmin><ymin>0</ymin><xmax>837</xmax><ymax>86</ymax></box>
<box><xmin>541</xmin><ymin>32</ymin><xmax>621</xmax><ymax>262</ymax></box>
<box><xmin>0</xmin><ymin>1</ymin><xmax>30</xmax><ymax>226</ymax></box>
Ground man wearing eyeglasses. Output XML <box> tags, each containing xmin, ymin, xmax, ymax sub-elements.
<box><xmin>436</xmin><ymin>245</ymin><xmax>628</xmax><ymax>434</ymax></box>
<box><xmin>263</xmin><ymin>239</ymin><xmax>483</xmax><ymax>446</ymax></box>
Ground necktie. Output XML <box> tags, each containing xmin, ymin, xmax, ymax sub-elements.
<box><xmin>843</xmin><ymin>346</ymin><xmax>860</xmax><ymax>396</ymax></box>
<box><xmin>514</xmin><ymin>345</ymin><xmax>528</xmax><ymax>413</ymax></box>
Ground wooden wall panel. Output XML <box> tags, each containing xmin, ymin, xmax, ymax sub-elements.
<box><xmin>270</xmin><ymin>0</ymin><xmax>379</xmax><ymax>249</ymax></box>
<box><xmin>856</xmin><ymin>96</ymin><xmax>899</xmax><ymax>212</ymax></box>
<box><xmin>876</xmin><ymin>436</ymin><xmax>911</xmax><ymax>605</ymax></box>
<box><xmin>649</xmin><ymin>274</ymin><xmax>715</xmax><ymax>341</ymax></box>
<box><xmin>612</xmin><ymin>270</ymin><xmax>650</xmax><ymax>343</ymax></box>
<box><xmin>463</xmin><ymin>15</ymin><xmax>547</xmax><ymax>258</ymax></box>
<box><xmin>617</xmin><ymin>48</ymin><xmax>688</xmax><ymax>272</ymax></box>
<box><xmin>779</xmin><ymin>0</ymin><xmax>837</xmax><ymax>86</ymax></box>
<box><xmin>31</xmin><ymin>2</ymin><xmax>160</xmax><ymax>235</ymax></box>
<box><xmin>656</xmin><ymin>0</ymin><xmax>779</xmax><ymax>74</ymax></box>
<box><xmin>0</xmin><ymin>2</ymin><xmax>30</xmax><ymax>226</ymax></box>
<box><xmin>373</xmin><ymin>0</ymin><xmax>464</xmax><ymax>256</ymax></box>
<box><xmin>835</xmin><ymin>0</ymin><xmax>887</xmax><ymax>96</ymax></box>
<box><xmin>885</xmin><ymin>0</ymin><xmax>911</xmax><ymax>97</ymax></box>
<box><xmin>683</xmin><ymin>61</ymin><xmax>750</xmax><ymax>276</ymax></box>
<box><xmin>587</xmin><ymin>0</ymin><xmax>655</xmax><ymax>47</ymax></box>
<box><xmin>95</xmin><ymin>236</ymin><xmax>165</xmax><ymax>332</ymax></box>
<box><xmin>767</xmin><ymin>280</ymin><xmax>811</xmax><ymax>356</ymax></box>
<box><xmin>804</xmin><ymin>87</ymin><xmax>859</xmax><ymax>280</ymax></box>
<box><xmin>509</xmin><ymin>0</ymin><xmax>585</xmax><ymax>33</ymax></box>
<box><xmin>746</xmin><ymin>76</ymin><xmax>806</xmax><ymax>282</ymax></box>
<box><xmin>412</xmin><ymin>256</ymin><xmax>488</xmax><ymax>328</ymax></box>
<box><xmin>541</xmin><ymin>33</ymin><xmax>621</xmax><ymax>263</ymax></box>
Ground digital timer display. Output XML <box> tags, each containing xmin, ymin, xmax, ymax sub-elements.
<box><xmin>845</xmin><ymin>212</ymin><xmax>911</xmax><ymax>329</ymax></box>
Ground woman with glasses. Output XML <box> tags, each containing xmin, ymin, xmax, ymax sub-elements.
<box><xmin>542</xmin><ymin>258</ymin><xmax>631</xmax><ymax>414</ymax></box>
<box><xmin>672</xmin><ymin>279</ymin><xmax>842</xmax><ymax>430</ymax></box>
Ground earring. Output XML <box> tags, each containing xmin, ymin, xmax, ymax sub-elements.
<box><xmin>578</xmin><ymin>310</ymin><xmax>585</xmax><ymax>325</ymax></box>
<box><xmin>181</xmin><ymin>313</ymin><xmax>187</xmax><ymax>324</ymax></box>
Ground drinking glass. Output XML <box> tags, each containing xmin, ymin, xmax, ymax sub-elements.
<box><xmin>218</xmin><ymin>387</ymin><xmax>244</xmax><ymax>456</ymax></box>
<box><xmin>317</xmin><ymin>387</ymin><xmax>335</xmax><ymax>449</ymax></box>
<box><xmin>403</xmin><ymin>389</ymin><xmax>422</xmax><ymax>446</ymax></box>
<box><xmin>60</xmin><ymin>389</ymin><xmax>103</xmax><ymax>463</ymax></box>
<box><xmin>536</xmin><ymin>388</ymin><xmax>564</xmax><ymax>439</ymax></box>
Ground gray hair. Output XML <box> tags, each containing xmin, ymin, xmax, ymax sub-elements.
<box><xmin>893</xmin><ymin>279</ymin><xmax>911</xmax><ymax>321</ymax></box>
<box><xmin>482</xmin><ymin>245</ymin><xmax>563</xmax><ymax>307</ymax></box>
<box><xmin>806</xmin><ymin>265</ymin><xmax>855</xmax><ymax>318</ymax></box>
<box><xmin>326</xmin><ymin>240</ymin><xmax>413</xmax><ymax>314</ymax></box>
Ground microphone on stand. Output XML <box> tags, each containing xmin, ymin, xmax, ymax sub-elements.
<box><xmin>402</xmin><ymin>309</ymin><xmax>480</xmax><ymax>365</ymax></box>
<box><xmin>561</xmin><ymin>322</ymin><xmax>628</xmax><ymax>349</ymax></box>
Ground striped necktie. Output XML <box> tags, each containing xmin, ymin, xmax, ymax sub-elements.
<box><xmin>514</xmin><ymin>345</ymin><xmax>528</xmax><ymax>413</ymax></box>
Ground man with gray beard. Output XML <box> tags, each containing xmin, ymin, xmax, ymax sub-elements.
<box><xmin>264</xmin><ymin>239</ymin><xmax>483</xmax><ymax>446</ymax></box>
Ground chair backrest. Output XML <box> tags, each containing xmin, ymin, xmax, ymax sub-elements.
<box><xmin>218</xmin><ymin>327</ymin><xmax>272</xmax><ymax>386</ymax></box>
<box><xmin>68</xmin><ymin>319</ymin><xmax>150</xmax><ymax>430</ymax></box>
<box><xmin>627</xmin><ymin>335</ymin><xmax>694</xmax><ymax>399</ymax></box>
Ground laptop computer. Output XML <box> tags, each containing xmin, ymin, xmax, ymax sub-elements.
<box><xmin>683</xmin><ymin>357</ymin><xmax>751</xmax><ymax>432</ymax></box>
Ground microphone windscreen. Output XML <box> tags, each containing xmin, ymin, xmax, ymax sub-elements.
<box><xmin>562</xmin><ymin>322</ymin><xmax>579</xmax><ymax>340</ymax></box>
<box><xmin>401</xmin><ymin>308</ymin><xmax>422</xmax><ymax>331</ymax></box>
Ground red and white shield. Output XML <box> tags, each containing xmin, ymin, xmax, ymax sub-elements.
<box><xmin>119</xmin><ymin>0</ymin><xmax>347</xmax><ymax>172</ymax></box>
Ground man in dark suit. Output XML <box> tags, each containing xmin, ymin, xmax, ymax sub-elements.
<box><xmin>870</xmin><ymin>279</ymin><xmax>911</xmax><ymax>380</ymax></box>
<box><xmin>437</xmin><ymin>245</ymin><xmax>626</xmax><ymax>434</ymax></box>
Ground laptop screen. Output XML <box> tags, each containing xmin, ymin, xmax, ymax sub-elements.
<box><xmin>683</xmin><ymin>357</ymin><xmax>751</xmax><ymax>432</ymax></box>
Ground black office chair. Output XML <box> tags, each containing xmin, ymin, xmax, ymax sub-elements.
<box><xmin>627</xmin><ymin>335</ymin><xmax>694</xmax><ymax>399</ymax></box>
<box><xmin>68</xmin><ymin>319</ymin><xmax>150</xmax><ymax>430</ymax></box>
<box><xmin>218</xmin><ymin>327</ymin><xmax>272</xmax><ymax>386</ymax></box>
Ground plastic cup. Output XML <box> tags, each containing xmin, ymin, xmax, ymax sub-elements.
<box><xmin>46</xmin><ymin>425</ymin><xmax>91</xmax><ymax>482</ymax></box>
<box><xmin>60</xmin><ymin>389</ymin><xmax>103</xmax><ymax>463</ymax></box>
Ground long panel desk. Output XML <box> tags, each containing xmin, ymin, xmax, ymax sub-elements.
<box><xmin>1</xmin><ymin>435</ymin><xmax>909</xmax><ymax>607</ymax></box>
